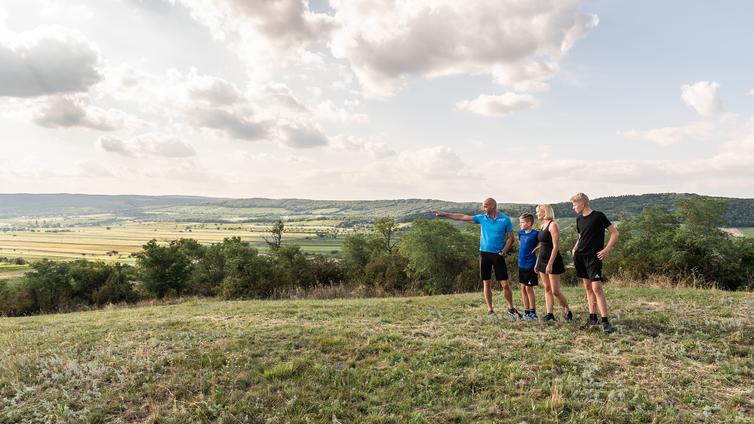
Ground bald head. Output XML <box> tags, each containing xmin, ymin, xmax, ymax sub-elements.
<box><xmin>482</xmin><ymin>198</ymin><xmax>497</xmax><ymax>216</ymax></box>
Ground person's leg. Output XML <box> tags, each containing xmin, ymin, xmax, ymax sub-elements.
<box><xmin>540</xmin><ymin>272</ymin><xmax>554</xmax><ymax>314</ymax></box>
<box><xmin>526</xmin><ymin>286</ymin><xmax>536</xmax><ymax>312</ymax></box>
<box><xmin>483</xmin><ymin>279</ymin><xmax>494</xmax><ymax>313</ymax></box>
<box><xmin>582</xmin><ymin>278</ymin><xmax>596</xmax><ymax>314</ymax></box>
<box><xmin>592</xmin><ymin>281</ymin><xmax>608</xmax><ymax>318</ymax></box>
<box><xmin>499</xmin><ymin>280</ymin><xmax>514</xmax><ymax>310</ymax></box>
<box><xmin>520</xmin><ymin>284</ymin><xmax>530</xmax><ymax>310</ymax></box>
<box><xmin>550</xmin><ymin>274</ymin><xmax>570</xmax><ymax>311</ymax></box>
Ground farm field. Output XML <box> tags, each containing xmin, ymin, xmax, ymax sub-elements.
<box><xmin>736</xmin><ymin>227</ymin><xmax>754</xmax><ymax>237</ymax></box>
<box><xmin>1</xmin><ymin>287</ymin><xmax>752</xmax><ymax>422</ymax></box>
<box><xmin>0</xmin><ymin>221</ymin><xmax>347</xmax><ymax>262</ymax></box>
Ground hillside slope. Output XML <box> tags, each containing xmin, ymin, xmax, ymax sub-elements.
<box><xmin>1</xmin><ymin>288</ymin><xmax>751</xmax><ymax>422</ymax></box>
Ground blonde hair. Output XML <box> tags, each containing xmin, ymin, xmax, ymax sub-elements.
<box><xmin>570</xmin><ymin>192</ymin><xmax>590</xmax><ymax>205</ymax></box>
<box><xmin>536</xmin><ymin>204</ymin><xmax>555</xmax><ymax>220</ymax></box>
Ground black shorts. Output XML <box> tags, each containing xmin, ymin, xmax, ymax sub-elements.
<box><xmin>574</xmin><ymin>253</ymin><xmax>605</xmax><ymax>282</ymax></box>
<box><xmin>480</xmin><ymin>252</ymin><xmax>508</xmax><ymax>281</ymax></box>
<box><xmin>518</xmin><ymin>267</ymin><xmax>538</xmax><ymax>286</ymax></box>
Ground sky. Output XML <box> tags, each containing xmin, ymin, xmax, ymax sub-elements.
<box><xmin>1</xmin><ymin>0</ymin><xmax>753</xmax><ymax>203</ymax></box>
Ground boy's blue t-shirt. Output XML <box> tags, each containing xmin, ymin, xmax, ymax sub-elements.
<box><xmin>518</xmin><ymin>229</ymin><xmax>539</xmax><ymax>269</ymax></box>
<box><xmin>472</xmin><ymin>213</ymin><xmax>513</xmax><ymax>253</ymax></box>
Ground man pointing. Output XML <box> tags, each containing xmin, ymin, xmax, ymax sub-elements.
<box><xmin>436</xmin><ymin>198</ymin><xmax>520</xmax><ymax>318</ymax></box>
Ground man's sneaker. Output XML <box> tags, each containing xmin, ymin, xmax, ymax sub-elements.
<box><xmin>508</xmin><ymin>308</ymin><xmax>523</xmax><ymax>320</ymax></box>
<box><xmin>602</xmin><ymin>322</ymin><xmax>616</xmax><ymax>334</ymax></box>
<box><xmin>564</xmin><ymin>310</ymin><xmax>573</xmax><ymax>321</ymax></box>
<box><xmin>580</xmin><ymin>317</ymin><xmax>598</xmax><ymax>330</ymax></box>
<box><xmin>543</xmin><ymin>313</ymin><xmax>556</xmax><ymax>321</ymax></box>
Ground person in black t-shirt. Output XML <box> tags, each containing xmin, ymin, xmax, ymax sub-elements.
<box><xmin>570</xmin><ymin>193</ymin><xmax>620</xmax><ymax>334</ymax></box>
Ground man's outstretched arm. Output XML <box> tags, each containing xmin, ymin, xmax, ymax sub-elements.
<box><xmin>435</xmin><ymin>211</ymin><xmax>475</xmax><ymax>223</ymax></box>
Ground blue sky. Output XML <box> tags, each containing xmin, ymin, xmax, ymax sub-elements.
<box><xmin>0</xmin><ymin>0</ymin><xmax>752</xmax><ymax>203</ymax></box>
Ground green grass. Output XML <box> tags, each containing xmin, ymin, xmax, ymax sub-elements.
<box><xmin>736</xmin><ymin>227</ymin><xmax>754</xmax><ymax>237</ymax></box>
<box><xmin>1</xmin><ymin>288</ymin><xmax>753</xmax><ymax>422</ymax></box>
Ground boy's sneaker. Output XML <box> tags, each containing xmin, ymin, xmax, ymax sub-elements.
<box><xmin>508</xmin><ymin>308</ymin><xmax>523</xmax><ymax>320</ymax></box>
<box><xmin>486</xmin><ymin>311</ymin><xmax>496</xmax><ymax>319</ymax></box>
<box><xmin>580</xmin><ymin>317</ymin><xmax>598</xmax><ymax>330</ymax></box>
<box><xmin>602</xmin><ymin>322</ymin><xmax>616</xmax><ymax>334</ymax></box>
<box><xmin>564</xmin><ymin>310</ymin><xmax>573</xmax><ymax>321</ymax></box>
<box><xmin>543</xmin><ymin>313</ymin><xmax>556</xmax><ymax>321</ymax></box>
<box><xmin>523</xmin><ymin>311</ymin><xmax>537</xmax><ymax>321</ymax></box>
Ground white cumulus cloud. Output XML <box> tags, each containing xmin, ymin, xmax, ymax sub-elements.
<box><xmin>329</xmin><ymin>0</ymin><xmax>598</xmax><ymax>98</ymax></box>
<box><xmin>681</xmin><ymin>81</ymin><xmax>723</xmax><ymax>117</ymax></box>
<box><xmin>456</xmin><ymin>92</ymin><xmax>539</xmax><ymax>117</ymax></box>
<box><xmin>619</xmin><ymin>122</ymin><xmax>716</xmax><ymax>146</ymax></box>
<box><xmin>97</xmin><ymin>133</ymin><xmax>195</xmax><ymax>158</ymax></box>
<box><xmin>0</xmin><ymin>25</ymin><xmax>102</xmax><ymax>97</ymax></box>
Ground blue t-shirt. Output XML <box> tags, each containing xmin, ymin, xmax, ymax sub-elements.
<box><xmin>518</xmin><ymin>229</ymin><xmax>539</xmax><ymax>269</ymax></box>
<box><xmin>472</xmin><ymin>213</ymin><xmax>512</xmax><ymax>253</ymax></box>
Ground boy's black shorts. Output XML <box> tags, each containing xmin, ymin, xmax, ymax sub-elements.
<box><xmin>574</xmin><ymin>253</ymin><xmax>605</xmax><ymax>282</ymax></box>
<box><xmin>480</xmin><ymin>252</ymin><xmax>508</xmax><ymax>281</ymax></box>
<box><xmin>518</xmin><ymin>267</ymin><xmax>538</xmax><ymax>286</ymax></box>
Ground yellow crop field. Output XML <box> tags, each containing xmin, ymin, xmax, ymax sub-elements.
<box><xmin>0</xmin><ymin>221</ymin><xmax>345</xmax><ymax>262</ymax></box>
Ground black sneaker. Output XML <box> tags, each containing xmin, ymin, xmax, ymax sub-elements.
<box><xmin>564</xmin><ymin>310</ymin><xmax>573</xmax><ymax>321</ymax></box>
<box><xmin>486</xmin><ymin>311</ymin><xmax>496</xmax><ymax>319</ymax></box>
<box><xmin>580</xmin><ymin>317</ymin><xmax>598</xmax><ymax>330</ymax></box>
<box><xmin>602</xmin><ymin>322</ymin><xmax>616</xmax><ymax>334</ymax></box>
<box><xmin>508</xmin><ymin>308</ymin><xmax>523</xmax><ymax>320</ymax></box>
<box><xmin>543</xmin><ymin>313</ymin><xmax>556</xmax><ymax>321</ymax></box>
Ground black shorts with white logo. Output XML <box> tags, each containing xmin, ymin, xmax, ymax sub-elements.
<box><xmin>574</xmin><ymin>253</ymin><xmax>605</xmax><ymax>282</ymax></box>
<box><xmin>480</xmin><ymin>251</ymin><xmax>508</xmax><ymax>281</ymax></box>
<box><xmin>518</xmin><ymin>267</ymin><xmax>538</xmax><ymax>286</ymax></box>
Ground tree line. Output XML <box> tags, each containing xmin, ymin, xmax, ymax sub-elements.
<box><xmin>1</xmin><ymin>196</ymin><xmax>752</xmax><ymax>316</ymax></box>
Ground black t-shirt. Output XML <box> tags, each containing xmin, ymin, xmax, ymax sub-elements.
<box><xmin>575</xmin><ymin>211</ymin><xmax>612</xmax><ymax>255</ymax></box>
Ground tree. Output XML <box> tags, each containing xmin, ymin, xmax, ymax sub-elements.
<box><xmin>676</xmin><ymin>195</ymin><xmax>728</xmax><ymax>228</ymax></box>
<box><xmin>373</xmin><ymin>217</ymin><xmax>399</xmax><ymax>254</ymax></box>
<box><xmin>135</xmin><ymin>239</ymin><xmax>191</xmax><ymax>298</ymax></box>
<box><xmin>398</xmin><ymin>220</ymin><xmax>478</xmax><ymax>294</ymax></box>
<box><xmin>265</xmin><ymin>220</ymin><xmax>285</xmax><ymax>251</ymax></box>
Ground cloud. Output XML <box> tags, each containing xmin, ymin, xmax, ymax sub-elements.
<box><xmin>329</xmin><ymin>0</ymin><xmax>598</xmax><ymax>98</ymax></box>
<box><xmin>189</xmin><ymin>107</ymin><xmax>271</xmax><ymax>141</ymax></box>
<box><xmin>276</xmin><ymin>121</ymin><xmax>329</xmax><ymax>148</ymax></box>
<box><xmin>97</xmin><ymin>133</ymin><xmax>196</xmax><ymax>158</ymax></box>
<box><xmin>0</xmin><ymin>25</ymin><xmax>102</xmax><ymax>97</ymax></box>
<box><xmin>185</xmin><ymin>73</ymin><xmax>242</xmax><ymax>106</ymax></box>
<box><xmin>173</xmin><ymin>0</ymin><xmax>334</xmax><ymax>48</ymax></box>
<box><xmin>78</xmin><ymin>160</ymin><xmax>113</xmax><ymax>177</ymax></box>
<box><xmin>456</xmin><ymin>92</ymin><xmax>539</xmax><ymax>117</ymax></box>
<box><xmin>681</xmin><ymin>81</ymin><xmax>723</xmax><ymax>117</ymax></box>
<box><xmin>331</xmin><ymin>135</ymin><xmax>394</xmax><ymax>158</ymax></box>
<box><xmin>619</xmin><ymin>122</ymin><xmax>716</xmax><ymax>146</ymax></box>
<box><xmin>32</xmin><ymin>94</ymin><xmax>124</xmax><ymax>130</ymax></box>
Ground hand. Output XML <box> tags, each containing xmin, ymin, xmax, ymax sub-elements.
<box><xmin>498</xmin><ymin>250</ymin><xmax>507</xmax><ymax>256</ymax></box>
<box><xmin>597</xmin><ymin>248</ymin><xmax>611</xmax><ymax>260</ymax></box>
<box><xmin>546</xmin><ymin>264</ymin><xmax>553</xmax><ymax>274</ymax></box>
<box><xmin>571</xmin><ymin>248</ymin><xmax>576</xmax><ymax>257</ymax></box>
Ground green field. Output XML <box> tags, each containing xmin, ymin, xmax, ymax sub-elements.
<box><xmin>0</xmin><ymin>221</ymin><xmax>347</xmax><ymax>262</ymax></box>
<box><xmin>1</xmin><ymin>288</ymin><xmax>752</xmax><ymax>422</ymax></box>
<box><xmin>736</xmin><ymin>227</ymin><xmax>754</xmax><ymax>237</ymax></box>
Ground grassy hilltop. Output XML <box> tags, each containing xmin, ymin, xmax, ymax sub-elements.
<box><xmin>1</xmin><ymin>287</ymin><xmax>752</xmax><ymax>423</ymax></box>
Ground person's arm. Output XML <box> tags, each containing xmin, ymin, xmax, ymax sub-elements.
<box><xmin>571</xmin><ymin>233</ymin><xmax>580</xmax><ymax>256</ymax></box>
<box><xmin>597</xmin><ymin>225</ymin><xmax>619</xmax><ymax>260</ymax></box>
<box><xmin>547</xmin><ymin>222</ymin><xmax>560</xmax><ymax>273</ymax></box>
<box><xmin>500</xmin><ymin>231</ymin><xmax>514</xmax><ymax>256</ymax></box>
<box><xmin>435</xmin><ymin>211</ymin><xmax>474</xmax><ymax>223</ymax></box>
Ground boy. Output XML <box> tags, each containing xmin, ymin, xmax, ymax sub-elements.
<box><xmin>517</xmin><ymin>213</ymin><xmax>539</xmax><ymax>320</ymax></box>
<box><xmin>570</xmin><ymin>193</ymin><xmax>620</xmax><ymax>334</ymax></box>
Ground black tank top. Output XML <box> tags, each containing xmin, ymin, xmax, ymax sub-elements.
<box><xmin>538</xmin><ymin>221</ymin><xmax>554</xmax><ymax>257</ymax></box>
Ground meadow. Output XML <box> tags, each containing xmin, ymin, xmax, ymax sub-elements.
<box><xmin>1</xmin><ymin>287</ymin><xmax>752</xmax><ymax>423</ymax></box>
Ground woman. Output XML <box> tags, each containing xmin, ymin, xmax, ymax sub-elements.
<box><xmin>535</xmin><ymin>204</ymin><xmax>573</xmax><ymax>321</ymax></box>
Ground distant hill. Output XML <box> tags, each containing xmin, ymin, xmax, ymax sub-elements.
<box><xmin>1</xmin><ymin>193</ymin><xmax>753</xmax><ymax>227</ymax></box>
